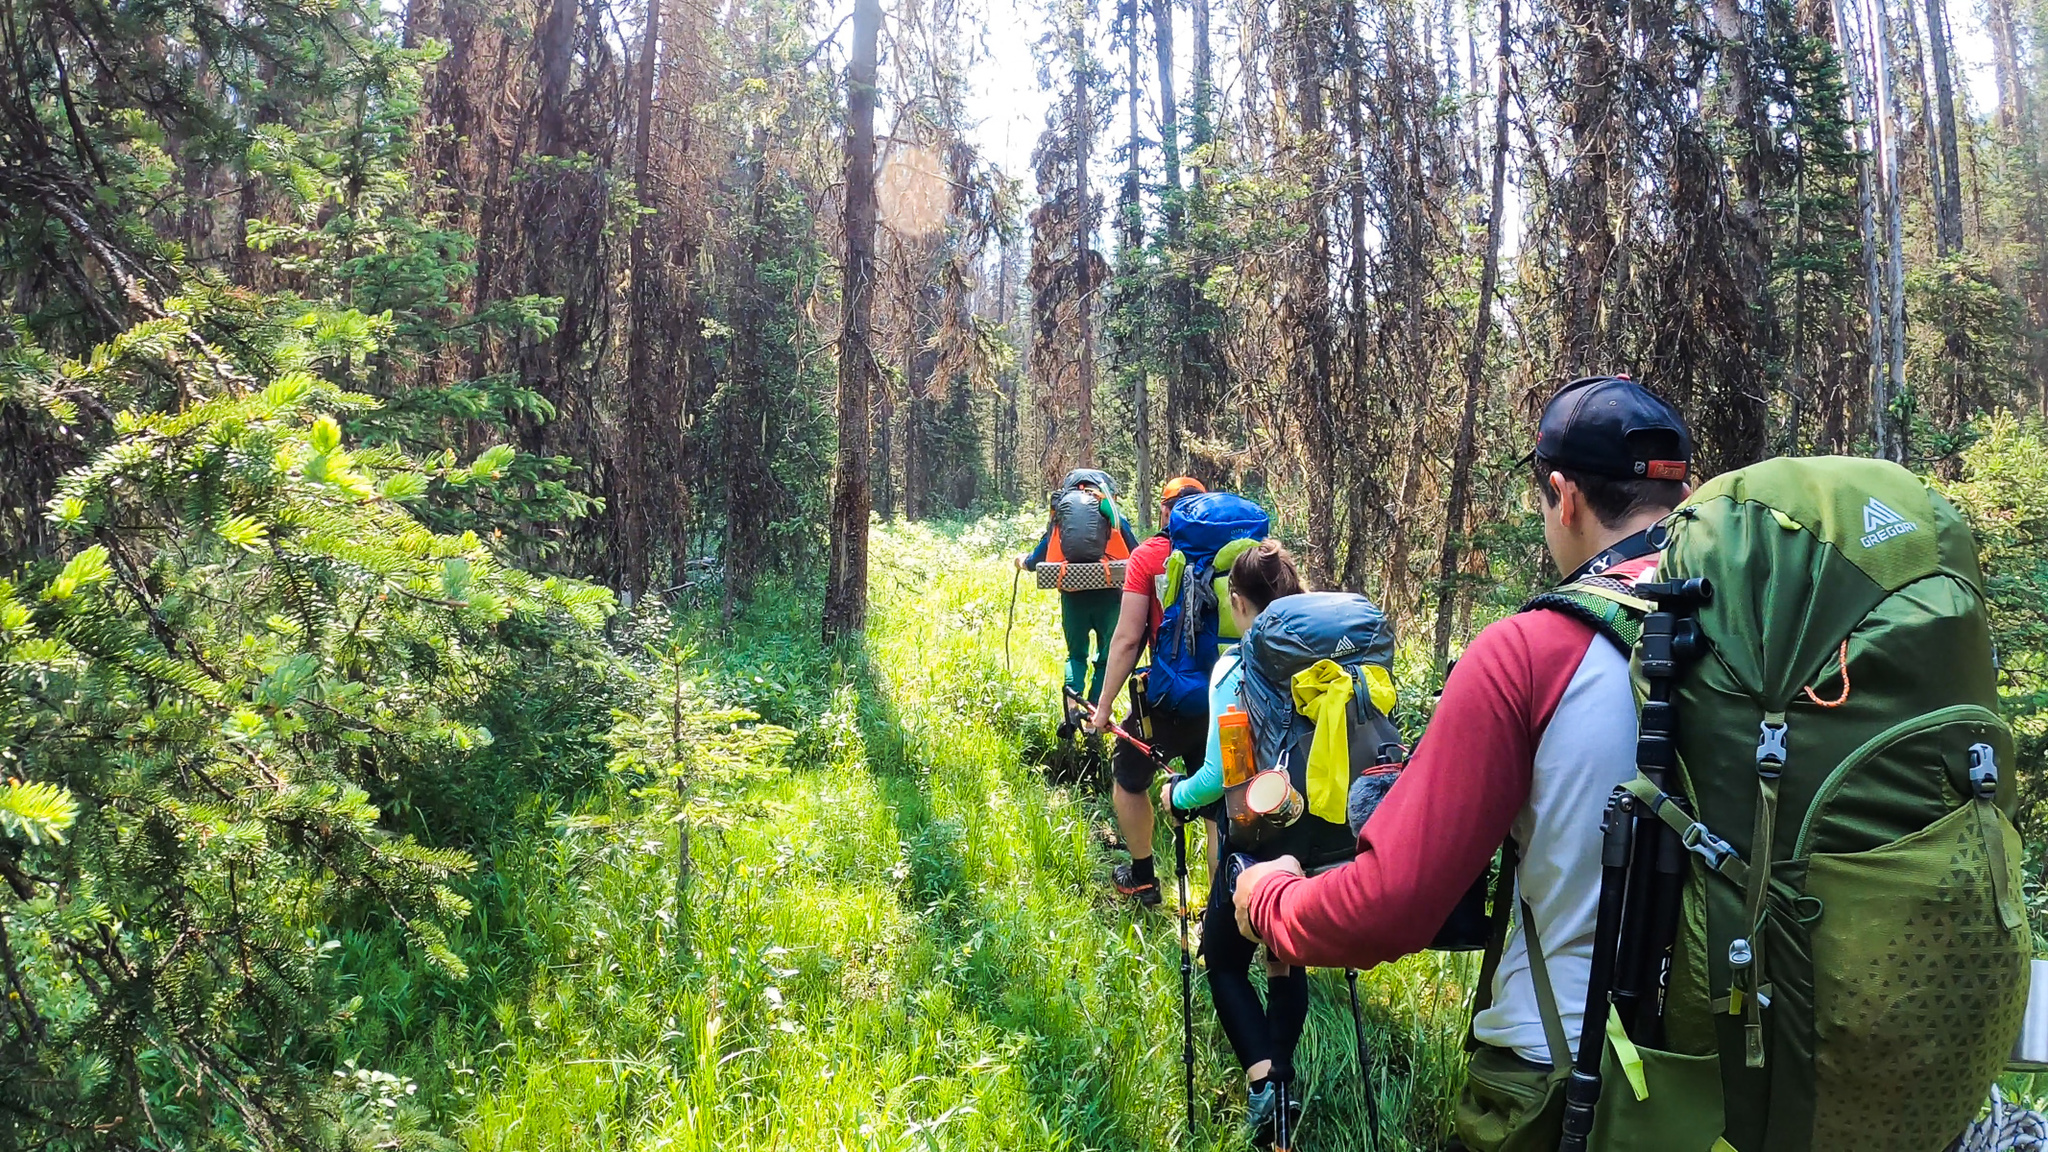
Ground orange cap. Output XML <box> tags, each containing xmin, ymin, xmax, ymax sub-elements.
<box><xmin>1160</xmin><ymin>476</ymin><xmax>1206</xmax><ymax>506</ymax></box>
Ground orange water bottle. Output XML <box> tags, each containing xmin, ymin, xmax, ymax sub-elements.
<box><xmin>1218</xmin><ymin>706</ymin><xmax>1255</xmax><ymax>788</ymax></box>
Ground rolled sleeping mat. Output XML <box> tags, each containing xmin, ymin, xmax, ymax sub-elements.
<box><xmin>1035</xmin><ymin>559</ymin><xmax>1130</xmax><ymax>592</ymax></box>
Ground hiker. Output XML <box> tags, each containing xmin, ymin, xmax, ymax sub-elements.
<box><xmin>1231</xmin><ymin>376</ymin><xmax>1695</xmax><ymax>1149</ymax></box>
<box><xmin>1236</xmin><ymin>376</ymin><xmax>2032</xmax><ymax>1151</ymax></box>
<box><xmin>1158</xmin><ymin>540</ymin><xmax>1311</xmax><ymax>1141</ymax></box>
<box><xmin>1087</xmin><ymin>476</ymin><xmax>1255</xmax><ymax>905</ymax></box>
<box><xmin>1017</xmin><ymin>468</ymin><xmax>1139</xmax><ymax>704</ymax></box>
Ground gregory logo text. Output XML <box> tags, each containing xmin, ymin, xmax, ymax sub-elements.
<box><xmin>1860</xmin><ymin>498</ymin><xmax>1917</xmax><ymax>548</ymax></box>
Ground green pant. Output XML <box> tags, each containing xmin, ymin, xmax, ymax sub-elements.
<box><xmin>1060</xmin><ymin>588</ymin><xmax>1123</xmax><ymax>703</ymax></box>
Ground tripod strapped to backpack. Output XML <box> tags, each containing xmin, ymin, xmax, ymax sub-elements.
<box><xmin>1559</xmin><ymin>577</ymin><xmax>1712</xmax><ymax>1152</ymax></box>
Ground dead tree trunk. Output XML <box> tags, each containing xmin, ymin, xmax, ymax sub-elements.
<box><xmin>1924</xmin><ymin>0</ymin><xmax>1965</xmax><ymax>254</ymax></box>
<box><xmin>824</xmin><ymin>0</ymin><xmax>881</xmax><ymax>643</ymax></box>
<box><xmin>1073</xmin><ymin>15</ymin><xmax>1096</xmax><ymax>465</ymax></box>
<box><xmin>1432</xmin><ymin>0</ymin><xmax>1511</xmax><ymax>674</ymax></box>
<box><xmin>1123</xmin><ymin>0</ymin><xmax>1149</xmax><ymax>519</ymax></box>
<box><xmin>1282</xmin><ymin>0</ymin><xmax>1336</xmax><ymax>587</ymax></box>
<box><xmin>621</xmin><ymin>0</ymin><xmax>662</xmax><ymax>597</ymax></box>
<box><xmin>1875</xmin><ymin>0</ymin><xmax>1910</xmax><ymax>461</ymax></box>
<box><xmin>1560</xmin><ymin>0</ymin><xmax>1618</xmax><ymax>376</ymax></box>
<box><xmin>1149</xmin><ymin>0</ymin><xmax>1179</xmax><ymax>521</ymax></box>
<box><xmin>1831</xmin><ymin>0</ymin><xmax>1892</xmax><ymax>453</ymax></box>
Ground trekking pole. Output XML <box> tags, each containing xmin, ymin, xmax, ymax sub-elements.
<box><xmin>1175</xmin><ymin>816</ymin><xmax>1196</xmax><ymax>1142</ymax></box>
<box><xmin>1273</xmin><ymin>1078</ymin><xmax>1293</xmax><ymax>1152</ymax></box>
<box><xmin>1346</xmin><ymin>969</ymin><xmax>1382</xmax><ymax>1151</ymax></box>
<box><xmin>1558</xmin><ymin>789</ymin><xmax>1636</xmax><ymax>1152</ymax></box>
<box><xmin>1005</xmin><ymin>567</ymin><xmax>1021</xmax><ymax>673</ymax></box>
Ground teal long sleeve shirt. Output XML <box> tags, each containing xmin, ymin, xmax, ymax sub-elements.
<box><xmin>1171</xmin><ymin>649</ymin><xmax>1243</xmax><ymax>812</ymax></box>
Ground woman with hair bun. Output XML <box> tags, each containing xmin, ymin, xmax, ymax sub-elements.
<box><xmin>1160</xmin><ymin>539</ymin><xmax>1309</xmax><ymax>1141</ymax></box>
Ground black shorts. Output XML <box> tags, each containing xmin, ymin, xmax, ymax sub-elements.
<box><xmin>1112</xmin><ymin>703</ymin><xmax>1207</xmax><ymax>793</ymax></box>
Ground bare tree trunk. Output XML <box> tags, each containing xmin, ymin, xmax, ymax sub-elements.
<box><xmin>1832</xmin><ymin>0</ymin><xmax>1891</xmax><ymax>453</ymax></box>
<box><xmin>1924</xmin><ymin>0</ymin><xmax>1965</xmax><ymax>253</ymax></box>
<box><xmin>824</xmin><ymin>0</ymin><xmax>881</xmax><ymax>644</ymax></box>
<box><xmin>1987</xmin><ymin>0</ymin><xmax>2022</xmax><ymax>134</ymax></box>
<box><xmin>536</xmin><ymin>0</ymin><xmax>577</xmax><ymax>156</ymax></box>
<box><xmin>1148</xmin><ymin>0</ymin><xmax>1181</xmax><ymax>518</ymax></box>
<box><xmin>1711</xmin><ymin>0</ymin><xmax>1772</xmax><ymax>467</ymax></box>
<box><xmin>1875</xmin><ymin>0</ymin><xmax>1910</xmax><ymax>462</ymax></box>
<box><xmin>1432</xmin><ymin>0</ymin><xmax>1511</xmax><ymax>674</ymax></box>
<box><xmin>621</xmin><ymin>0</ymin><xmax>662</xmax><ymax>598</ymax></box>
<box><xmin>1560</xmin><ymin>0</ymin><xmax>1618</xmax><ymax>376</ymax></box>
<box><xmin>1283</xmin><ymin>0</ymin><xmax>1336</xmax><ymax>587</ymax></box>
<box><xmin>1073</xmin><ymin>16</ymin><xmax>1096</xmax><ymax>465</ymax></box>
<box><xmin>998</xmin><ymin>243</ymin><xmax>1021</xmax><ymax>504</ymax></box>
<box><xmin>1123</xmin><ymin>0</ymin><xmax>1149</xmax><ymax>520</ymax></box>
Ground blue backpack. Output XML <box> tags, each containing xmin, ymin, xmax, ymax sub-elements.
<box><xmin>1147</xmin><ymin>492</ymin><xmax>1269</xmax><ymax>715</ymax></box>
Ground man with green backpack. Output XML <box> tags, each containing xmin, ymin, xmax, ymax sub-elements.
<box><xmin>1233</xmin><ymin>375</ymin><xmax>2030</xmax><ymax>1151</ymax></box>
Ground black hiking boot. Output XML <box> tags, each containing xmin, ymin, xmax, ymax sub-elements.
<box><xmin>1112</xmin><ymin>862</ymin><xmax>1162</xmax><ymax>906</ymax></box>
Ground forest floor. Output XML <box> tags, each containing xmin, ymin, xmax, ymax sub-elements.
<box><xmin>393</xmin><ymin>517</ymin><xmax>1478</xmax><ymax>1151</ymax></box>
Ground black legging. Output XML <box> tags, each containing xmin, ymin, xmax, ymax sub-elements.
<box><xmin>1201</xmin><ymin>859</ymin><xmax>1309</xmax><ymax>1082</ymax></box>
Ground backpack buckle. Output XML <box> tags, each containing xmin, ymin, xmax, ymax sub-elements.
<box><xmin>1969</xmin><ymin>743</ymin><xmax>1999</xmax><ymax>801</ymax></box>
<box><xmin>1681</xmin><ymin>820</ymin><xmax>1738</xmax><ymax>872</ymax></box>
<box><xmin>1755</xmin><ymin>719</ymin><xmax>1788</xmax><ymax>775</ymax></box>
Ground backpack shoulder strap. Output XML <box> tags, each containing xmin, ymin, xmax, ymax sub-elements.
<box><xmin>1520</xmin><ymin>576</ymin><xmax>1652</xmax><ymax>656</ymax></box>
<box><xmin>1466</xmin><ymin>839</ymin><xmax>1519</xmax><ymax>1049</ymax></box>
<box><xmin>1464</xmin><ymin>839</ymin><xmax>1573</xmax><ymax>1070</ymax></box>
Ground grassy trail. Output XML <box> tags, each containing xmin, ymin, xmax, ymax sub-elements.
<box><xmin>447</xmin><ymin>520</ymin><xmax>1475</xmax><ymax>1150</ymax></box>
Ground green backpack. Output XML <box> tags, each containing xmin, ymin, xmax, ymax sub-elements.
<box><xmin>1500</xmin><ymin>456</ymin><xmax>2030</xmax><ymax>1152</ymax></box>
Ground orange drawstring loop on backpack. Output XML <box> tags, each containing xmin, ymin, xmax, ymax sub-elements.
<box><xmin>1802</xmin><ymin>640</ymin><xmax>1851</xmax><ymax>708</ymax></box>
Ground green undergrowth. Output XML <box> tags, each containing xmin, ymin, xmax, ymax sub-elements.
<box><xmin>356</xmin><ymin>517</ymin><xmax>1474</xmax><ymax>1150</ymax></box>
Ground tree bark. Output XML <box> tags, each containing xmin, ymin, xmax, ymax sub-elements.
<box><xmin>1875</xmin><ymin>0</ymin><xmax>1910</xmax><ymax>461</ymax></box>
<box><xmin>1149</xmin><ymin>0</ymin><xmax>1180</xmax><ymax>518</ymax></box>
<box><xmin>1831</xmin><ymin>0</ymin><xmax>1892</xmax><ymax>454</ymax></box>
<box><xmin>824</xmin><ymin>0</ymin><xmax>882</xmax><ymax>643</ymax></box>
<box><xmin>1124</xmin><ymin>0</ymin><xmax>1149</xmax><ymax>521</ymax></box>
<box><xmin>1073</xmin><ymin>14</ymin><xmax>1096</xmax><ymax>466</ymax></box>
<box><xmin>621</xmin><ymin>0</ymin><xmax>662</xmax><ymax>597</ymax></box>
<box><xmin>1923</xmin><ymin>0</ymin><xmax>1965</xmax><ymax>254</ymax></box>
<box><xmin>1432</xmin><ymin>0</ymin><xmax>1511</xmax><ymax>674</ymax></box>
<box><xmin>1709</xmin><ymin>0</ymin><xmax>1772</xmax><ymax>468</ymax></box>
<box><xmin>536</xmin><ymin>0</ymin><xmax>578</xmax><ymax>157</ymax></box>
<box><xmin>1559</xmin><ymin>0</ymin><xmax>1618</xmax><ymax>376</ymax></box>
<box><xmin>1282</xmin><ymin>0</ymin><xmax>1336</xmax><ymax>587</ymax></box>
<box><xmin>1986</xmin><ymin>0</ymin><xmax>2022</xmax><ymax>134</ymax></box>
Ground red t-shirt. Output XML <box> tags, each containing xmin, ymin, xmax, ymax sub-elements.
<box><xmin>1247</xmin><ymin>555</ymin><xmax>1658</xmax><ymax>977</ymax></box>
<box><xmin>1124</xmin><ymin>533</ymin><xmax>1173</xmax><ymax>641</ymax></box>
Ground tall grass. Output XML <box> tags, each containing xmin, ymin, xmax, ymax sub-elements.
<box><xmin>362</xmin><ymin>518</ymin><xmax>1475</xmax><ymax>1150</ymax></box>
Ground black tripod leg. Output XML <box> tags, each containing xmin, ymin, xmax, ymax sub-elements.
<box><xmin>1559</xmin><ymin>790</ymin><xmax>1635</xmax><ymax>1152</ymax></box>
<box><xmin>1347</xmin><ymin>970</ymin><xmax>1381</xmax><ymax>1151</ymax></box>
<box><xmin>1635</xmin><ymin>823</ymin><xmax>1688</xmax><ymax>1049</ymax></box>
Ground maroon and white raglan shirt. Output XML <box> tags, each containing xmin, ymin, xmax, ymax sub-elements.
<box><xmin>1246</xmin><ymin>554</ymin><xmax>1658</xmax><ymax>1063</ymax></box>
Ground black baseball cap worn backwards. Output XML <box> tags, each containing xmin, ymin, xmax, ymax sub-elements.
<box><xmin>1527</xmin><ymin>374</ymin><xmax>1692</xmax><ymax>482</ymax></box>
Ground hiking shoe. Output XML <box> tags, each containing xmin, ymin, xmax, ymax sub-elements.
<box><xmin>1245</xmin><ymin>1082</ymin><xmax>1277</xmax><ymax>1145</ymax></box>
<box><xmin>1112</xmin><ymin>862</ymin><xmax>1162</xmax><ymax>906</ymax></box>
<box><xmin>1247</xmin><ymin>1083</ymin><xmax>1303</xmax><ymax>1150</ymax></box>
